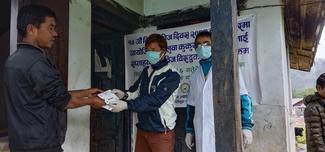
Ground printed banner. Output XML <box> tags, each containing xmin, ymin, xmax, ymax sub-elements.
<box><xmin>124</xmin><ymin>14</ymin><xmax>261</xmax><ymax>107</ymax></box>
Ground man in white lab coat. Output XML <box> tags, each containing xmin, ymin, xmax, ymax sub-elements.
<box><xmin>184</xmin><ymin>31</ymin><xmax>254</xmax><ymax>152</ymax></box>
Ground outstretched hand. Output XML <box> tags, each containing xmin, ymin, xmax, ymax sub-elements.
<box><xmin>87</xmin><ymin>88</ymin><xmax>103</xmax><ymax>97</ymax></box>
<box><xmin>90</xmin><ymin>96</ymin><xmax>106</xmax><ymax>109</ymax></box>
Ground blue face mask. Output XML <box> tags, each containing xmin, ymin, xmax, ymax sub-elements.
<box><xmin>195</xmin><ymin>45</ymin><xmax>212</xmax><ymax>59</ymax></box>
<box><xmin>146</xmin><ymin>51</ymin><xmax>161</xmax><ymax>64</ymax></box>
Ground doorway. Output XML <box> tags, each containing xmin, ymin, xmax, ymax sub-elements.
<box><xmin>90</xmin><ymin>1</ymin><xmax>140</xmax><ymax>152</ymax></box>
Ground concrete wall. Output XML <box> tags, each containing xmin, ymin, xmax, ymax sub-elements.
<box><xmin>62</xmin><ymin>0</ymin><xmax>91</xmax><ymax>152</ymax></box>
<box><xmin>241</xmin><ymin>0</ymin><xmax>294</xmax><ymax>151</ymax></box>
<box><xmin>112</xmin><ymin>0</ymin><xmax>209</xmax><ymax>16</ymax></box>
<box><xmin>113</xmin><ymin>0</ymin><xmax>144</xmax><ymax>15</ymax></box>
<box><xmin>143</xmin><ymin>0</ymin><xmax>209</xmax><ymax>16</ymax></box>
<box><xmin>143</xmin><ymin>0</ymin><xmax>208</xmax><ymax>16</ymax></box>
<box><xmin>10</xmin><ymin>0</ymin><xmax>18</xmax><ymax>54</ymax></box>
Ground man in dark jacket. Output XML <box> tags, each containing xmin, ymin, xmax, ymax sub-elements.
<box><xmin>110</xmin><ymin>34</ymin><xmax>180</xmax><ymax>152</ymax></box>
<box><xmin>304</xmin><ymin>73</ymin><xmax>325</xmax><ymax>152</ymax></box>
<box><xmin>4</xmin><ymin>5</ymin><xmax>105</xmax><ymax>152</ymax></box>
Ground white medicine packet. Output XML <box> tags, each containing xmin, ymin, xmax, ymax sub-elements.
<box><xmin>102</xmin><ymin>105</ymin><xmax>114</xmax><ymax>111</ymax></box>
<box><xmin>97</xmin><ymin>90</ymin><xmax>119</xmax><ymax>111</ymax></box>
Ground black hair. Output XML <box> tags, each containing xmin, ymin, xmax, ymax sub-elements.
<box><xmin>194</xmin><ymin>31</ymin><xmax>211</xmax><ymax>48</ymax></box>
<box><xmin>194</xmin><ymin>31</ymin><xmax>211</xmax><ymax>43</ymax></box>
<box><xmin>317</xmin><ymin>73</ymin><xmax>325</xmax><ymax>88</ymax></box>
<box><xmin>145</xmin><ymin>33</ymin><xmax>167</xmax><ymax>52</ymax></box>
<box><xmin>17</xmin><ymin>5</ymin><xmax>56</xmax><ymax>37</ymax></box>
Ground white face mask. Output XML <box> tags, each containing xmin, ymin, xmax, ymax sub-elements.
<box><xmin>146</xmin><ymin>51</ymin><xmax>161</xmax><ymax>64</ymax></box>
<box><xmin>195</xmin><ymin>44</ymin><xmax>212</xmax><ymax>59</ymax></box>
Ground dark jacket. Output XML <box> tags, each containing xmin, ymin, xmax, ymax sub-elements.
<box><xmin>3</xmin><ymin>44</ymin><xmax>71</xmax><ymax>152</ymax></box>
<box><xmin>304</xmin><ymin>93</ymin><xmax>325</xmax><ymax>152</ymax></box>
<box><xmin>126</xmin><ymin>58</ymin><xmax>180</xmax><ymax>132</ymax></box>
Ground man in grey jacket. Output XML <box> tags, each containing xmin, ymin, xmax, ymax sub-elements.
<box><xmin>3</xmin><ymin>5</ymin><xmax>105</xmax><ymax>152</ymax></box>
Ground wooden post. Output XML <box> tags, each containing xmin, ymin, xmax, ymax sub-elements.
<box><xmin>0</xmin><ymin>0</ymin><xmax>13</xmax><ymax>137</ymax></box>
<box><xmin>210</xmin><ymin>0</ymin><xmax>242</xmax><ymax>152</ymax></box>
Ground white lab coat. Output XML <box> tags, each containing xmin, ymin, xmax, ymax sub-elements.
<box><xmin>187</xmin><ymin>67</ymin><xmax>247</xmax><ymax>152</ymax></box>
<box><xmin>187</xmin><ymin>67</ymin><xmax>214</xmax><ymax>152</ymax></box>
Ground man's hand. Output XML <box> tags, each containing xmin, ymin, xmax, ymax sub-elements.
<box><xmin>69</xmin><ymin>88</ymin><xmax>103</xmax><ymax>98</ymax></box>
<box><xmin>110</xmin><ymin>100</ymin><xmax>128</xmax><ymax>112</ymax></box>
<box><xmin>90</xmin><ymin>96</ymin><xmax>106</xmax><ymax>109</ymax></box>
<box><xmin>111</xmin><ymin>89</ymin><xmax>125</xmax><ymax>99</ymax></box>
<box><xmin>185</xmin><ymin>133</ymin><xmax>195</xmax><ymax>150</ymax></box>
<box><xmin>86</xmin><ymin>88</ymin><xmax>103</xmax><ymax>97</ymax></box>
<box><xmin>242</xmin><ymin>129</ymin><xmax>253</xmax><ymax>149</ymax></box>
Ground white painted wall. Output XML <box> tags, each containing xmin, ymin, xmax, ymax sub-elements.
<box><xmin>10</xmin><ymin>0</ymin><xmax>18</xmax><ymax>54</ymax></box>
<box><xmin>62</xmin><ymin>0</ymin><xmax>91</xmax><ymax>152</ymax></box>
<box><xmin>112</xmin><ymin>0</ymin><xmax>209</xmax><ymax>16</ymax></box>
<box><xmin>241</xmin><ymin>0</ymin><xmax>294</xmax><ymax>151</ymax></box>
<box><xmin>143</xmin><ymin>0</ymin><xmax>209</xmax><ymax>16</ymax></box>
<box><xmin>113</xmin><ymin>0</ymin><xmax>144</xmax><ymax>15</ymax></box>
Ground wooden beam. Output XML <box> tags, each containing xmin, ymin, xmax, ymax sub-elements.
<box><xmin>92</xmin><ymin>3</ymin><xmax>141</xmax><ymax>33</ymax></box>
<box><xmin>284</xmin><ymin>0</ymin><xmax>325</xmax><ymax>71</ymax></box>
<box><xmin>210</xmin><ymin>0</ymin><xmax>242</xmax><ymax>151</ymax></box>
<box><xmin>146</xmin><ymin>6</ymin><xmax>210</xmax><ymax>29</ymax></box>
<box><xmin>145</xmin><ymin>0</ymin><xmax>248</xmax><ymax>29</ymax></box>
<box><xmin>0</xmin><ymin>0</ymin><xmax>10</xmax><ymax>35</ymax></box>
<box><xmin>0</xmin><ymin>0</ymin><xmax>12</xmax><ymax>137</ymax></box>
<box><xmin>92</xmin><ymin>0</ymin><xmax>141</xmax><ymax>29</ymax></box>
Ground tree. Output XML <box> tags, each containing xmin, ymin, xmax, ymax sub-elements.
<box><xmin>293</xmin><ymin>88</ymin><xmax>316</xmax><ymax>98</ymax></box>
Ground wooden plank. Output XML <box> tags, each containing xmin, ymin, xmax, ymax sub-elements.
<box><xmin>92</xmin><ymin>0</ymin><xmax>141</xmax><ymax>29</ymax></box>
<box><xmin>0</xmin><ymin>0</ymin><xmax>10</xmax><ymax>35</ymax></box>
<box><xmin>210</xmin><ymin>0</ymin><xmax>242</xmax><ymax>151</ymax></box>
<box><xmin>284</xmin><ymin>0</ymin><xmax>325</xmax><ymax>71</ymax></box>
<box><xmin>0</xmin><ymin>0</ymin><xmax>12</xmax><ymax>137</ymax></box>
<box><xmin>90</xmin><ymin>33</ymin><xmax>132</xmax><ymax>152</ymax></box>
<box><xmin>147</xmin><ymin>6</ymin><xmax>210</xmax><ymax>29</ymax></box>
<box><xmin>92</xmin><ymin>4</ymin><xmax>139</xmax><ymax>33</ymax></box>
<box><xmin>174</xmin><ymin>108</ymin><xmax>193</xmax><ymax>152</ymax></box>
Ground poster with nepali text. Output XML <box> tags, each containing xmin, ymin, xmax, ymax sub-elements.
<box><xmin>124</xmin><ymin>14</ymin><xmax>261</xmax><ymax>107</ymax></box>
